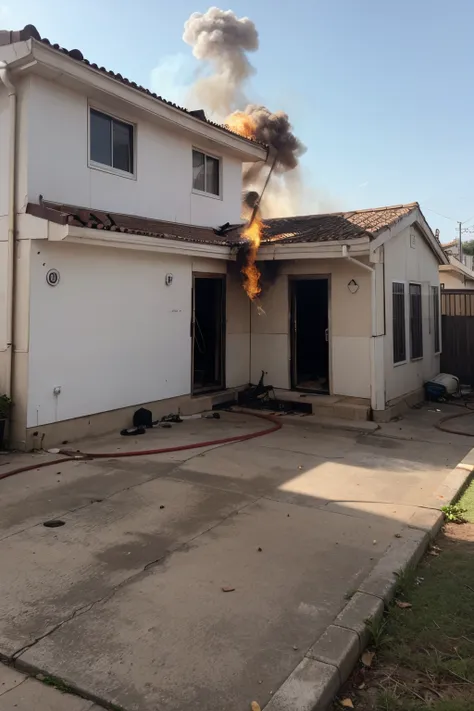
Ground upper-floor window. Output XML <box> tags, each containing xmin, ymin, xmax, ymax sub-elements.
<box><xmin>192</xmin><ymin>149</ymin><xmax>220</xmax><ymax>196</ymax></box>
<box><xmin>90</xmin><ymin>108</ymin><xmax>134</xmax><ymax>175</ymax></box>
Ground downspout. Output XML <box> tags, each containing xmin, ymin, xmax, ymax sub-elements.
<box><xmin>0</xmin><ymin>61</ymin><xmax>17</xmax><ymax>436</ymax></box>
<box><xmin>341</xmin><ymin>245</ymin><xmax>381</xmax><ymax>413</ymax></box>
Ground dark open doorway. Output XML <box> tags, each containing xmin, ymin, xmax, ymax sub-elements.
<box><xmin>192</xmin><ymin>274</ymin><xmax>225</xmax><ymax>394</ymax></box>
<box><xmin>290</xmin><ymin>277</ymin><xmax>329</xmax><ymax>393</ymax></box>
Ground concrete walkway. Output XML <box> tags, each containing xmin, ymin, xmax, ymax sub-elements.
<box><xmin>0</xmin><ymin>663</ymin><xmax>103</xmax><ymax>710</ymax></box>
<box><xmin>0</xmin><ymin>404</ymin><xmax>472</xmax><ymax>711</ymax></box>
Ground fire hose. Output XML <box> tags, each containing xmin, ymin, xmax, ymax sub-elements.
<box><xmin>435</xmin><ymin>401</ymin><xmax>474</xmax><ymax>436</ymax></box>
<box><xmin>0</xmin><ymin>410</ymin><xmax>282</xmax><ymax>482</ymax></box>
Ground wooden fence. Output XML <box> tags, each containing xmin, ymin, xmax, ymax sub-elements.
<box><xmin>441</xmin><ymin>289</ymin><xmax>474</xmax><ymax>385</ymax></box>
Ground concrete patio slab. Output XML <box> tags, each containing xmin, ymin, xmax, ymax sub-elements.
<box><xmin>0</xmin><ymin>475</ymin><xmax>253</xmax><ymax>658</ymax></box>
<box><xmin>0</xmin><ymin>405</ymin><xmax>472</xmax><ymax>711</ymax></box>
<box><xmin>18</xmin><ymin>496</ymin><xmax>396</xmax><ymax>711</ymax></box>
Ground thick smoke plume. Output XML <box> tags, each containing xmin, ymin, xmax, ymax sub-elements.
<box><xmin>228</xmin><ymin>105</ymin><xmax>305</xmax><ymax>174</ymax></box>
<box><xmin>183</xmin><ymin>7</ymin><xmax>258</xmax><ymax>115</ymax></box>
<box><xmin>182</xmin><ymin>7</ymin><xmax>307</xmax><ymax>300</ymax></box>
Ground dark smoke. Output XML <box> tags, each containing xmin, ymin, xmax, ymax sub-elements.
<box><xmin>183</xmin><ymin>7</ymin><xmax>258</xmax><ymax>115</ymax></box>
<box><xmin>182</xmin><ymin>7</ymin><xmax>307</xmax><ymax>218</ymax></box>
<box><xmin>236</xmin><ymin>105</ymin><xmax>306</xmax><ymax>214</ymax></box>
<box><xmin>238</xmin><ymin>105</ymin><xmax>306</xmax><ymax>174</ymax></box>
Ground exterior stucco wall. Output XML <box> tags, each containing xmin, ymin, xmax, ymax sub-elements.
<box><xmin>0</xmin><ymin>86</ymin><xmax>10</xmax><ymax>220</ymax></box>
<box><xmin>27</xmin><ymin>241</ymin><xmax>231</xmax><ymax>428</ymax></box>
<box><xmin>250</xmin><ymin>259</ymin><xmax>372</xmax><ymax>398</ymax></box>
<box><xmin>226</xmin><ymin>263</ymin><xmax>250</xmax><ymax>388</ymax></box>
<box><xmin>25</xmin><ymin>76</ymin><xmax>243</xmax><ymax>227</ymax></box>
<box><xmin>384</xmin><ymin>226</ymin><xmax>441</xmax><ymax>403</ymax></box>
<box><xmin>440</xmin><ymin>270</ymin><xmax>474</xmax><ymax>289</ymax></box>
<box><xmin>0</xmin><ymin>79</ymin><xmax>30</xmax><ymax>410</ymax></box>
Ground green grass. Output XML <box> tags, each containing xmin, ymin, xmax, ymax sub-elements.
<box><xmin>335</xmin><ymin>481</ymin><xmax>474</xmax><ymax>711</ymax></box>
<box><xmin>458</xmin><ymin>481</ymin><xmax>474</xmax><ymax>523</ymax></box>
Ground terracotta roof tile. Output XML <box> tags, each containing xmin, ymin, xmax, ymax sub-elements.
<box><xmin>27</xmin><ymin>202</ymin><xmax>241</xmax><ymax>246</ymax></box>
<box><xmin>26</xmin><ymin>202</ymin><xmax>421</xmax><ymax>248</ymax></box>
<box><xmin>261</xmin><ymin>203</ymin><xmax>418</xmax><ymax>244</ymax></box>
<box><xmin>0</xmin><ymin>24</ymin><xmax>266</xmax><ymax>150</ymax></box>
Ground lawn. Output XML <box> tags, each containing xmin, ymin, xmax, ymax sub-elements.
<box><xmin>334</xmin><ymin>481</ymin><xmax>474</xmax><ymax>711</ymax></box>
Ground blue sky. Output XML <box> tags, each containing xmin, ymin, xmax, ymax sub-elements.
<box><xmin>2</xmin><ymin>0</ymin><xmax>473</xmax><ymax>242</ymax></box>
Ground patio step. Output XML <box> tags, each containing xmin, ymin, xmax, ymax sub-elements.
<box><xmin>273</xmin><ymin>390</ymin><xmax>371</xmax><ymax>421</ymax></box>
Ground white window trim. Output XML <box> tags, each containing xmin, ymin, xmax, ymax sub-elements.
<box><xmin>192</xmin><ymin>147</ymin><xmax>223</xmax><ymax>200</ymax></box>
<box><xmin>392</xmin><ymin>279</ymin><xmax>408</xmax><ymax>366</ymax></box>
<box><xmin>88</xmin><ymin>104</ymin><xmax>137</xmax><ymax>180</ymax></box>
<box><xmin>408</xmin><ymin>281</ymin><xmax>423</xmax><ymax>362</ymax></box>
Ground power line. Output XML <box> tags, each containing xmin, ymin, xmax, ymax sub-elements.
<box><xmin>423</xmin><ymin>206</ymin><xmax>457</xmax><ymax>222</ymax></box>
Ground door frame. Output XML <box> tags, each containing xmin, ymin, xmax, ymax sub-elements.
<box><xmin>191</xmin><ymin>272</ymin><xmax>226</xmax><ymax>395</ymax></box>
<box><xmin>288</xmin><ymin>274</ymin><xmax>332</xmax><ymax>393</ymax></box>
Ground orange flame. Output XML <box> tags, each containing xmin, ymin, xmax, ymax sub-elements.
<box><xmin>226</xmin><ymin>111</ymin><xmax>257</xmax><ymax>140</ymax></box>
<box><xmin>226</xmin><ymin>111</ymin><xmax>264</xmax><ymax>301</ymax></box>
<box><xmin>241</xmin><ymin>215</ymin><xmax>264</xmax><ymax>300</ymax></box>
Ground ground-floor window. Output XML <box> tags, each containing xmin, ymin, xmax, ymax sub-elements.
<box><xmin>409</xmin><ymin>283</ymin><xmax>423</xmax><ymax>359</ymax></box>
<box><xmin>392</xmin><ymin>282</ymin><xmax>406</xmax><ymax>363</ymax></box>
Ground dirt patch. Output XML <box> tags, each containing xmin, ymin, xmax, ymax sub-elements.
<box><xmin>444</xmin><ymin>521</ymin><xmax>474</xmax><ymax>544</ymax></box>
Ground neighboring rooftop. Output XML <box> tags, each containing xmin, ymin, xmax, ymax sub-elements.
<box><xmin>441</xmin><ymin>239</ymin><xmax>460</xmax><ymax>250</ymax></box>
<box><xmin>261</xmin><ymin>203</ymin><xmax>419</xmax><ymax>244</ymax></box>
<box><xmin>0</xmin><ymin>24</ymin><xmax>266</xmax><ymax>150</ymax></box>
<box><xmin>440</xmin><ymin>255</ymin><xmax>474</xmax><ymax>281</ymax></box>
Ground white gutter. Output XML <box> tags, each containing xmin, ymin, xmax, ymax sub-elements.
<box><xmin>258</xmin><ymin>238</ymin><xmax>370</xmax><ymax>261</ymax></box>
<box><xmin>62</xmin><ymin>225</ymin><xmax>232</xmax><ymax>259</ymax></box>
<box><xmin>341</xmin><ymin>245</ymin><xmax>384</xmax><ymax>413</ymax></box>
<box><xmin>0</xmin><ymin>61</ymin><xmax>17</xmax><ymax>431</ymax></box>
<box><xmin>341</xmin><ymin>245</ymin><xmax>374</xmax><ymax>274</ymax></box>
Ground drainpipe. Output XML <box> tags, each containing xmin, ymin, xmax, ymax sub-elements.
<box><xmin>341</xmin><ymin>245</ymin><xmax>382</xmax><ymax>413</ymax></box>
<box><xmin>0</xmin><ymin>61</ymin><xmax>17</xmax><ymax>434</ymax></box>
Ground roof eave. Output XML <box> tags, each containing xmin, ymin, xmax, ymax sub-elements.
<box><xmin>64</xmin><ymin>225</ymin><xmax>232</xmax><ymax>258</ymax></box>
<box><xmin>257</xmin><ymin>236</ymin><xmax>371</xmax><ymax>260</ymax></box>
<box><xmin>6</xmin><ymin>39</ymin><xmax>267</xmax><ymax>162</ymax></box>
<box><xmin>19</xmin><ymin>213</ymin><xmax>232</xmax><ymax>259</ymax></box>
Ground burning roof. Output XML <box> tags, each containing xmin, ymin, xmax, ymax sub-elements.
<box><xmin>26</xmin><ymin>201</ymin><xmax>420</xmax><ymax>248</ymax></box>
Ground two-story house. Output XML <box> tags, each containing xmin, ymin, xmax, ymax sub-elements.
<box><xmin>0</xmin><ymin>25</ymin><xmax>448</xmax><ymax>450</ymax></box>
<box><xmin>0</xmin><ymin>24</ymin><xmax>268</xmax><ymax>448</ymax></box>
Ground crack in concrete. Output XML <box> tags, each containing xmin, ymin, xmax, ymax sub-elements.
<box><xmin>0</xmin><ymin>672</ymin><xmax>28</xmax><ymax>696</ymax></box>
<box><xmin>12</xmin><ymin>597</ymin><xmax>105</xmax><ymax>661</ymax></box>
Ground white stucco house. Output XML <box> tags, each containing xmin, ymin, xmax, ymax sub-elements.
<box><xmin>439</xmin><ymin>254</ymin><xmax>474</xmax><ymax>289</ymax></box>
<box><xmin>0</xmin><ymin>25</ymin><xmax>448</xmax><ymax>449</ymax></box>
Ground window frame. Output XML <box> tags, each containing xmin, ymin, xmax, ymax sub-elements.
<box><xmin>392</xmin><ymin>280</ymin><xmax>407</xmax><ymax>366</ymax></box>
<box><xmin>432</xmin><ymin>285</ymin><xmax>441</xmax><ymax>354</ymax></box>
<box><xmin>409</xmin><ymin>281</ymin><xmax>423</xmax><ymax>361</ymax></box>
<box><xmin>192</xmin><ymin>148</ymin><xmax>222</xmax><ymax>199</ymax></box>
<box><xmin>88</xmin><ymin>105</ymin><xmax>136</xmax><ymax>180</ymax></box>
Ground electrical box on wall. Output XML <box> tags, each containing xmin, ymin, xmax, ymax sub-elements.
<box><xmin>165</xmin><ymin>273</ymin><xmax>173</xmax><ymax>286</ymax></box>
